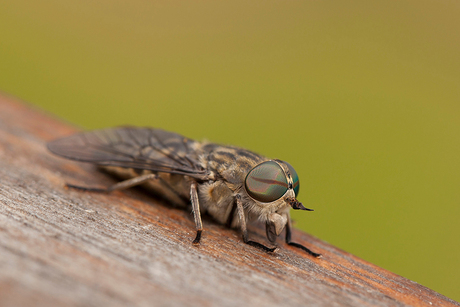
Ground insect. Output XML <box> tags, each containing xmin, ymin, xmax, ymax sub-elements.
<box><xmin>48</xmin><ymin>127</ymin><xmax>320</xmax><ymax>257</ymax></box>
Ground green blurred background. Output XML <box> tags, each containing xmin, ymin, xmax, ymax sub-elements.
<box><xmin>1</xmin><ymin>0</ymin><xmax>459</xmax><ymax>302</ymax></box>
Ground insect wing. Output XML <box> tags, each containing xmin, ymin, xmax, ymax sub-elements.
<box><xmin>47</xmin><ymin>127</ymin><xmax>207</xmax><ymax>178</ymax></box>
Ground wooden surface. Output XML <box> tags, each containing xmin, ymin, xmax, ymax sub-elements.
<box><xmin>0</xmin><ymin>93</ymin><xmax>458</xmax><ymax>307</ymax></box>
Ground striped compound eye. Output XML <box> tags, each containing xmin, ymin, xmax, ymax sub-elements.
<box><xmin>245</xmin><ymin>161</ymin><xmax>288</xmax><ymax>203</ymax></box>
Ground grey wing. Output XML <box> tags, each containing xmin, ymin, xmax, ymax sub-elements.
<box><xmin>47</xmin><ymin>127</ymin><xmax>208</xmax><ymax>179</ymax></box>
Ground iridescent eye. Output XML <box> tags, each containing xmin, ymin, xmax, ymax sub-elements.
<box><xmin>284</xmin><ymin>161</ymin><xmax>300</xmax><ymax>197</ymax></box>
<box><xmin>245</xmin><ymin>161</ymin><xmax>288</xmax><ymax>202</ymax></box>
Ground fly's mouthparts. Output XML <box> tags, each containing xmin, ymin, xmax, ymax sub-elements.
<box><xmin>285</xmin><ymin>197</ymin><xmax>314</xmax><ymax>211</ymax></box>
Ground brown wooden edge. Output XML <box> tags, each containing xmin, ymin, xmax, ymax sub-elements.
<box><xmin>0</xmin><ymin>93</ymin><xmax>458</xmax><ymax>307</ymax></box>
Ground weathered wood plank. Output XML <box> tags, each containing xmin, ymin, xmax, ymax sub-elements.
<box><xmin>0</xmin><ymin>93</ymin><xmax>458</xmax><ymax>307</ymax></box>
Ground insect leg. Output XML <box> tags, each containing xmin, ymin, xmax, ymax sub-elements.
<box><xmin>66</xmin><ymin>173</ymin><xmax>159</xmax><ymax>192</ymax></box>
<box><xmin>236</xmin><ymin>195</ymin><xmax>276</xmax><ymax>252</ymax></box>
<box><xmin>190</xmin><ymin>182</ymin><xmax>203</xmax><ymax>244</ymax></box>
<box><xmin>225</xmin><ymin>201</ymin><xmax>237</xmax><ymax>228</ymax></box>
<box><xmin>285</xmin><ymin>215</ymin><xmax>321</xmax><ymax>258</ymax></box>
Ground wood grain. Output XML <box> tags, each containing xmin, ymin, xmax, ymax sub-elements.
<box><xmin>0</xmin><ymin>93</ymin><xmax>458</xmax><ymax>307</ymax></box>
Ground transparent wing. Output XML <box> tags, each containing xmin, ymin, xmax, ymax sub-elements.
<box><xmin>47</xmin><ymin>127</ymin><xmax>208</xmax><ymax>179</ymax></box>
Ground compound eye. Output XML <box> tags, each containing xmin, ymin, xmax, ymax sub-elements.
<box><xmin>284</xmin><ymin>161</ymin><xmax>300</xmax><ymax>197</ymax></box>
<box><xmin>245</xmin><ymin>161</ymin><xmax>288</xmax><ymax>202</ymax></box>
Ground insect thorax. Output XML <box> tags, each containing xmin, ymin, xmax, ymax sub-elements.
<box><xmin>197</xmin><ymin>143</ymin><xmax>276</xmax><ymax>226</ymax></box>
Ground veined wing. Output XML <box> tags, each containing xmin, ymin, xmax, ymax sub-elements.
<box><xmin>47</xmin><ymin>127</ymin><xmax>208</xmax><ymax>179</ymax></box>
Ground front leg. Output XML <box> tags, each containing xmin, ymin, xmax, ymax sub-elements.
<box><xmin>285</xmin><ymin>215</ymin><xmax>321</xmax><ymax>258</ymax></box>
<box><xmin>236</xmin><ymin>195</ymin><xmax>276</xmax><ymax>253</ymax></box>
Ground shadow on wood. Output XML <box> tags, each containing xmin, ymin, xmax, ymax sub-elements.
<box><xmin>0</xmin><ymin>94</ymin><xmax>458</xmax><ymax>307</ymax></box>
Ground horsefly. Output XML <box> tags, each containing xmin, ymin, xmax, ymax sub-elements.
<box><xmin>48</xmin><ymin>127</ymin><xmax>320</xmax><ymax>257</ymax></box>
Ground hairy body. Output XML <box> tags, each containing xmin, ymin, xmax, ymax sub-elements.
<box><xmin>48</xmin><ymin>127</ymin><xmax>319</xmax><ymax>256</ymax></box>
